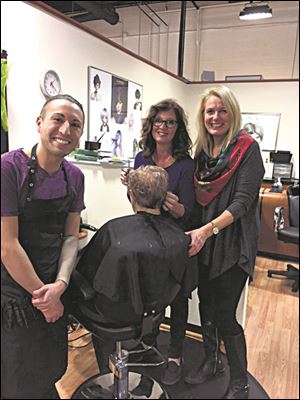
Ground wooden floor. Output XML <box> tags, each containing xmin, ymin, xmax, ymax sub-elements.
<box><xmin>56</xmin><ymin>256</ymin><xmax>299</xmax><ymax>399</ymax></box>
<box><xmin>245</xmin><ymin>256</ymin><xmax>299</xmax><ymax>399</ymax></box>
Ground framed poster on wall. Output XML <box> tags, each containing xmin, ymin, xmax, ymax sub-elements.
<box><xmin>88</xmin><ymin>66</ymin><xmax>143</xmax><ymax>159</ymax></box>
<box><xmin>241</xmin><ymin>112</ymin><xmax>281</xmax><ymax>151</ymax></box>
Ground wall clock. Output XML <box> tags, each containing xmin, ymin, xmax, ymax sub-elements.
<box><xmin>40</xmin><ymin>69</ymin><xmax>61</xmax><ymax>97</ymax></box>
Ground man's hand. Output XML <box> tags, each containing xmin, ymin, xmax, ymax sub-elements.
<box><xmin>32</xmin><ymin>280</ymin><xmax>66</xmax><ymax>311</ymax></box>
<box><xmin>41</xmin><ymin>300</ymin><xmax>64</xmax><ymax>323</ymax></box>
<box><xmin>32</xmin><ymin>281</ymin><xmax>66</xmax><ymax>323</ymax></box>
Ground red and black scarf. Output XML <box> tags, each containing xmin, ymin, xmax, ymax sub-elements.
<box><xmin>194</xmin><ymin>130</ymin><xmax>254</xmax><ymax>206</ymax></box>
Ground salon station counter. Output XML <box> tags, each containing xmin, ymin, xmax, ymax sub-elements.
<box><xmin>258</xmin><ymin>185</ymin><xmax>298</xmax><ymax>259</ymax></box>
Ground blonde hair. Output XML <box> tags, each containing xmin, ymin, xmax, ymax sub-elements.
<box><xmin>194</xmin><ymin>86</ymin><xmax>242</xmax><ymax>157</ymax></box>
<box><xmin>128</xmin><ymin>165</ymin><xmax>168</xmax><ymax>209</ymax></box>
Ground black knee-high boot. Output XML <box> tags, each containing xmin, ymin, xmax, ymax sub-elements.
<box><xmin>184</xmin><ymin>322</ymin><xmax>225</xmax><ymax>384</ymax></box>
<box><xmin>222</xmin><ymin>333</ymin><xmax>249</xmax><ymax>399</ymax></box>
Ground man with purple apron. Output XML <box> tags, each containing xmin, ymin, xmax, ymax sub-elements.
<box><xmin>1</xmin><ymin>95</ymin><xmax>85</xmax><ymax>399</ymax></box>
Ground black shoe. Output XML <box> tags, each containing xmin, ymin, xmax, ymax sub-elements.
<box><xmin>131</xmin><ymin>376</ymin><xmax>154</xmax><ymax>398</ymax></box>
<box><xmin>80</xmin><ymin>384</ymin><xmax>114</xmax><ymax>399</ymax></box>
<box><xmin>161</xmin><ymin>360</ymin><xmax>183</xmax><ymax>385</ymax></box>
<box><xmin>129</xmin><ymin>349</ymin><xmax>163</xmax><ymax>364</ymax></box>
<box><xmin>223</xmin><ymin>383</ymin><xmax>250</xmax><ymax>399</ymax></box>
<box><xmin>128</xmin><ymin>352</ymin><xmax>144</xmax><ymax>363</ymax></box>
<box><xmin>184</xmin><ymin>358</ymin><xmax>225</xmax><ymax>385</ymax></box>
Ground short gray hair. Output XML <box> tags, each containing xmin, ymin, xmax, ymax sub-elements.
<box><xmin>128</xmin><ymin>165</ymin><xmax>168</xmax><ymax>209</ymax></box>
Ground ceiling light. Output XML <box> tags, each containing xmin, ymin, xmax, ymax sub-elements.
<box><xmin>239</xmin><ymin>2</ymin><xmax>272</xmax><ymax>21</ymax></box>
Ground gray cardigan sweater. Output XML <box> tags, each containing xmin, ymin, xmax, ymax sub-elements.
<box><xmin>195</xmin><ymin>140</ymin><xmax>265</xmax><ymax>280</ymax></box>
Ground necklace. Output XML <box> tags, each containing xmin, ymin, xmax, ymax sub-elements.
<box><xmin>152</xmin><ymin>153</ymin><xmax>176</xmax><ymax>168</ymax></box>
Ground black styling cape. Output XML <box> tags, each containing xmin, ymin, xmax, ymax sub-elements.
<box><xmin>75</xmin><ymin>212</ymin><xmax>197</xmax><ymax>325</ymax></box>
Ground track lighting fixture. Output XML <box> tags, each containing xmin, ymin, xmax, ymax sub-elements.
<box><xmin>239</xmin><ymin>1</ymin><xmax>272</xmax><ymax>21</ymax></box>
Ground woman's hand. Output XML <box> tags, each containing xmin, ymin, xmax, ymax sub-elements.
<box><xmin>162</xmin><ymin>192</ymin><xmax>185</xmax><ymax>218</ymax></box>
<box><xmin>185</xmin><ymin>226</ymin><xmax>210</xmax><ymax>257</ymax></box>
<box><xmin>120</xmin><ymin>168</ymin><xmax>131</xmax><ymax>186</ymax></box>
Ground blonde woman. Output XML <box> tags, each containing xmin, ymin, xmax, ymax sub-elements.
<box><xmin>185</xmin><ymin>86</ymin><xmax>264</xmax><ymax>399</ymax></box>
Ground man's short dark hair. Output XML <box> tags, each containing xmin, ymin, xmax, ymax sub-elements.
<box><xmin>40</xmin><ymin>94</ymin><xmax>85</xmax><ymax>123</ymax></box>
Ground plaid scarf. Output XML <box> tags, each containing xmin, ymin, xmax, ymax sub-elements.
<box><xmin>194</xmin><ymin>130</ymin><xmax>254</xmax><ymax>206</ymax></box>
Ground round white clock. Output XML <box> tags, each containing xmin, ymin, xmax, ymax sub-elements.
<box><xmin>40</xmin><ymin>69</ymin><xmax>61</xmax><ymax>97</ymax></box>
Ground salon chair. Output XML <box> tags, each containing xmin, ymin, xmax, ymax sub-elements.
<box><xmin>267</xmin><ymin>185</ymin><xmax>299</xmax><ymax>292</ymax></box>
<box><xmin>67</xmin><ymin>268</ymin><xmax>181</xmax><ymax>399</ymax></box>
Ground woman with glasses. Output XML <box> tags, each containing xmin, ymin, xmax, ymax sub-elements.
<box><xmin>120</xmin><ymin>99</ymin><xmax>197</xmax><ymax>388</ymax></box>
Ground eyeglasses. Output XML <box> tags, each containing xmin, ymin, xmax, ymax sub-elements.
<box><xmin>153</xmin><ymin>119</ymin><xmax>178</xmax><ymax>128</ymax></box>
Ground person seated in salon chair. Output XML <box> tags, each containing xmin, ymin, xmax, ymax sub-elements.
<box><xmin>74</xmin><ymin>165</ymin><xmax>198</xmax><ymax>376</ymax></box>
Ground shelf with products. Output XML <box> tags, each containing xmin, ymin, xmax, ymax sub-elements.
<box><xmin>66</xmin><ymin>151</ymin><xmax>134</xmax><ymax>169</ymax></box>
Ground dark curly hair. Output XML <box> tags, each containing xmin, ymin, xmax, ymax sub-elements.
<box><xmin>93</xmin><ymin>74</ymin><xmax>101</xmax><ymax>88</ymax></box>
<box><xmin>140</xmin><ymin>99</ymin><xmax>192</xmax><ymax>160</ymax></box>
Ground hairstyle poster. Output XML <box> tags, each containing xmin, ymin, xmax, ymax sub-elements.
<box><xmin>88</xmin><ymin>66</ymin><xmax>143</xmax><ymax>159</ymax></box>
<box><xmin>241</xmin><ymin>112</ymin><xmax>280</xmax><ymax>151</ymax></box>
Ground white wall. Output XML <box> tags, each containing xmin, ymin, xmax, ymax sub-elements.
<box><xmin>84</xmin><ymin>1</ymin><xmax>299</xmax><ymax>81</ymax></box>
<box><xmin>187</xmin><ymin>82</ymin><xmax>299</xmax><ymax>177</ymax></box>
<box><xmin>1</xmin><ymin>1</ymin><xmax>188</xmax><ymax>152</ymax></box>
<box><xmin>1</xmin><ymin>1</ymin><xmax>299</xmax><ymax>230</ymax></box>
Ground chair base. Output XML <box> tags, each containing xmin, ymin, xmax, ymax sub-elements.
<box><xmin>71</xmin><ymin>371</ymin><xmax>169</xmax><ymax>399</ymax></box>
<box><xmin>267</xmin><ymin>264</ymin><xmax>299</xmax><ymax>292</ymax></box>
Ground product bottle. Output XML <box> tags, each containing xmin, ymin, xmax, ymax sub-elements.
<box><xmin>264</xmin><ymin>158</ymin><xmax>273</xmax><ymax>179</ymax></box>
<box><xmin>277</xmin><ymin>177</ymin><xmax>283</xmax><ymax>192</ymax></box>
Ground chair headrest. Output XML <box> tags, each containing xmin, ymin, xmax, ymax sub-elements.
<box><xmin>288</xmin><ymin>184</ymin><xmax>299</xmax><ymax>196</ymax></box>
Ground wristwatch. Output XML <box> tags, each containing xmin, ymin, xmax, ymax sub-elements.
<box><xmin>211</xmin><ymin>221</ymin><xmax>219</xmax><ymax>235</ymax></box>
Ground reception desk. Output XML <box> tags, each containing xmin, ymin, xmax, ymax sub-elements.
<box><xmin>258</xmin><ymin>187</ymin><xmax>298</xmax><ymax>259</ymax></box>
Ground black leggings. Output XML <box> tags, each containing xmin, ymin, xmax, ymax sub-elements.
<box><xmin>197</xmin><ymin>265</ymin><xmax>248</xmax><ymax>337</ymax></box>
<box><xmin>143</xmin><ymin>288</ymin><xmax>188</xmax><ymax>358</ymax></box>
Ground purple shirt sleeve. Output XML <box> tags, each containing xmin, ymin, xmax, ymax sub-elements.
<box><xmin>1</xmin><ymin>149</ymin><xmax>85</xmax><ymax>216</ymax></box>
<box><xmin>1</xmin><ymin>151</ymin><xmax>21</xmax><ymax>216</ymax></box>
<box><xmin>63</xmin><ymin>160</ymin><xmax>86</xmax><ymax>213</ymax></box>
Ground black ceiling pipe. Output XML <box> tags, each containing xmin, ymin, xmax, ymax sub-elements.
<box><xmin>73</xmin><ymin>1</ymin><xmax>120</xmax><ymax>24</ymax></box>
<box><xmin>177</xmin><ymin>1</ymin><xmax>186</xmax><ymax>77</ymax></box>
